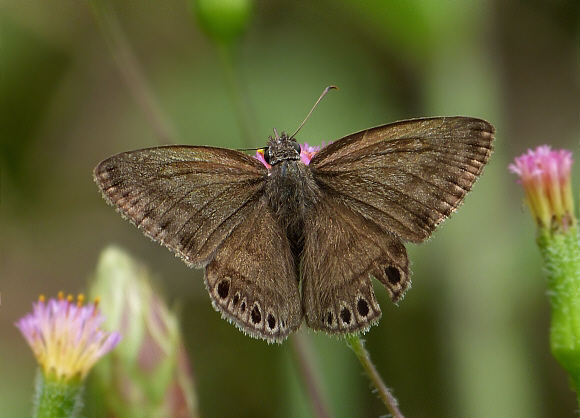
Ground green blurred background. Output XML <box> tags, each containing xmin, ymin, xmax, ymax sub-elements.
<box><xmin>2</xmin><ymin>0</ymin><xmax>579</xmax><ymax>416</ymax></box>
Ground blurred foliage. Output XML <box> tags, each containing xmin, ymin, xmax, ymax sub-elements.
<box><xmin>2</xmin><ymin>0</ymin><xmax>579</xmax><ymax>417</ymax></box>
<box><xmin>0</xmin><ymin>18</ymin><xmax>69</xmax><ymax>207</ymax></box>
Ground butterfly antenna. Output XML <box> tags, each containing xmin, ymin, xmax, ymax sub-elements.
<box><xmin>290</xmin><ymin>85</ymin><xmax>338</xmax><ymax>139</ymax></box>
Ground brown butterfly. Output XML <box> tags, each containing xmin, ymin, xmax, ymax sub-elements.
<box><xmin>94</xmin><ymin>116</ymin><xmax>494</xmax><ymax>343</ymax></box>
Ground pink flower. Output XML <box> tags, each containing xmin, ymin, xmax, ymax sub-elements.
<box><xmin>15</xmin><ymin>293</ymin><xmax>121</xmax><ymax>382</ymax></box>
<box><xmin>254</xmin><ymin>148</ymin><xmax>270</xmax><ymax>168</ymax></box>
<box><xmin>509</xmin><ymin>145</ymin><xmax>574</xmax><ymax>229</ymax></box>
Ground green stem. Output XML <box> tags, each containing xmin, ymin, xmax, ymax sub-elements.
<box><xmin>216</xmin><ymin>42</ymin><xmax>257</xmax><ymax>148</ymax></box>
<box><xmin>291</xmin><ymin>333</ymin><xmax>333</xmax><ymax>418</ymax></box>
<box><xmin>346</xmin><ymin>335</ymin><xmax>403</xmax><ymax>418</ymax></box>
<box><xmin>89</xmin><ymin>0</ymin><xmax>177</xmax><ymax>145</ymax></box>
<box><xmin>34</xmin><ymin>370</ymin><xmax>83</xmax><ymax>418</ymax></box>
<box><xmin>537</xmin><ymin>225</ymin><xmax>580</xmax><ymax>404</ymax></box>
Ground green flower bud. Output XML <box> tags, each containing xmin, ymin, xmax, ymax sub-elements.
<box><xmin>190</xmin><ymin>0</ymin><xmax>253</xmax><ymax>44</ymax></box>
<box><xmin>90</xmin><ymin>246</ymin><xmax>198</xmax><ymax>417</ymax></box>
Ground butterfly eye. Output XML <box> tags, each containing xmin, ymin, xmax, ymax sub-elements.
<box><xmin>292</xmin><ymin>142</ymin><xmax>301</xmax><ymax>154</ymax></box>
<box><xmin>263</xmin><ymin>148</ymin><xmax>271</xmax><ymax>164</ymax></box>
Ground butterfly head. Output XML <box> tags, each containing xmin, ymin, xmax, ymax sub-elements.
<box><xmin>261</xmin><ymin>129</ymin><xmax>302</xmax><ymax>167</ymax></box>
<box><xmin>255</xmin><ymin>130</ymin><xmax>324</xmax><ymax>169</ymax></box>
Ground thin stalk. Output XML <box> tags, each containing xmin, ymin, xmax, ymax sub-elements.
<box><xmin>215</xmin><ymin>42</ymin><xmax>257</xmax><ymax>148</ymax></box>
<box><xmin>291</xmin><ymin>332</ymin><xmax>333</xmax><ymax>418</ymax></box>
<box><xmin>89</xmin><ymin>0</ymin><xmax>177</xmax><ymax>145</ymax></box>
<box><xmin>346</xmin><ymin>335</ymin><xmax>403</xmax><ymax>418</ymax></box>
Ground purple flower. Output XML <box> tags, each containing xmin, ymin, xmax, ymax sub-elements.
<box><xmin>509</xmin><ymin>145</ymin><xmax>574</xmax><ymax>229</ymax></box>
<box><xmin>254</xmin><ymin>142</ymin><xmax>329</xmax><ymax>168</ymax></box>
<box><xmin>15</xmin><ymin>293</ymin><xmax>121</xmax><ymax>382</ymax></box>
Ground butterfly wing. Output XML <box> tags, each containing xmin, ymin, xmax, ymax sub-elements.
<box><xmin>94</xmin><ymin>146</ymin><xmax>302</xmax><ymax>341</ymax></box>
<box><xmin>309</xmin><ymin>117</ymin><xmax>494</xmax><ymax>243</ymax></box>
<box><xmin>302</xmin><ymin>117</ymin><xmax>494</xmax><ymax>333</ymax></box>
<box><xmin>205</xmin><ymin>198</ymin><xmax>302</xmax><ymax>342</ymax></box>
<box><xmin>94</xmin><ymin>146</ymin><xmax>268</xmax><ymax>266</ymax></box>
<box><xmin>301</xmin><ymin>194</ymin><xmax>409</xmax><ymax>334</ymax></box>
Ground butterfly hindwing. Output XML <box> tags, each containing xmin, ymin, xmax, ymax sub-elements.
<box><xmin>301</xmin><ymin>194</ymin><xmax>410</xmax><ymax>334</ymax></box>
<box><xmin>205</xmin><ymin>198</ymin><xmax>302</xmax><ymax>342</ymax></box>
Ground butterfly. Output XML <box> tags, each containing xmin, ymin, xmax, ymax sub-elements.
<box><xmin>94</xmin><ymin>116</ymin><xmax>494</xmax><ymax>343</ymax></box>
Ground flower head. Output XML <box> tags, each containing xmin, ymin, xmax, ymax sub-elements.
<box><xmin>509</xmin><ymin>145</ymin><xmax>575</xmax><ymax>230</ymax></box>
<box><xmin>254</xmin><ymin>142</ymin><xmax>329</xmax><ymax>169</ymax></box>
<box><xmin>299</xmin><ymin>142</ymin><xmax>324</xmax><ymax>165</ymax></box>
<box><xmin>15</xmin><ymin>292</ymin><xmax>121</xmax><ymax>383</ymax></box>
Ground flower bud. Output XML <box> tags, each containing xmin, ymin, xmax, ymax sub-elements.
<box><xmin>90</xmin><ymin>246</ymin><xmax>198</xmax><ymax>417</ymax></box>
<box><xmin>190</xmin><ymin>0</ymin><xmax>253</xmax><ymax>44</ymax></box>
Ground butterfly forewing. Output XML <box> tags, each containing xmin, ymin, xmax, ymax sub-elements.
<box><xmin>94</xmin><ymin>146</ymin><xmax>268</xmax><ymax>266</ymax></box>
<box><xmin>310</xmin><ymin>117</ymin><xmax>494</xmax><ymax>243</ymax></box>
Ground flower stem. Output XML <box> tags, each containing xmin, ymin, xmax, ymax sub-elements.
<box><xmin>537</xmin><ymin>225</ymin><xmax>580</xmax><ymax>402</ymax></box>
<box><xmin>290</xmin><ymin>333</ymin><xmax>333</xmax><ymax>418</ymax></box>
<box><xmin>346</xmin><ymin>335</ymin><xmax>403</xmax><ymax>418</ymax></box>
<box><xmin>89</xmin><ymin>0</ymin><xmax>177</xmax><ymax>145</ymax></box>
<box><xmin>216</xmin><ymin>42</ymin><xmax>257</xmax><ymax>148</ymax></box>
<box><xmin>34</xmin><ymin>371</ymin><xmax>83</xmax><ymax>418</ymax></box>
